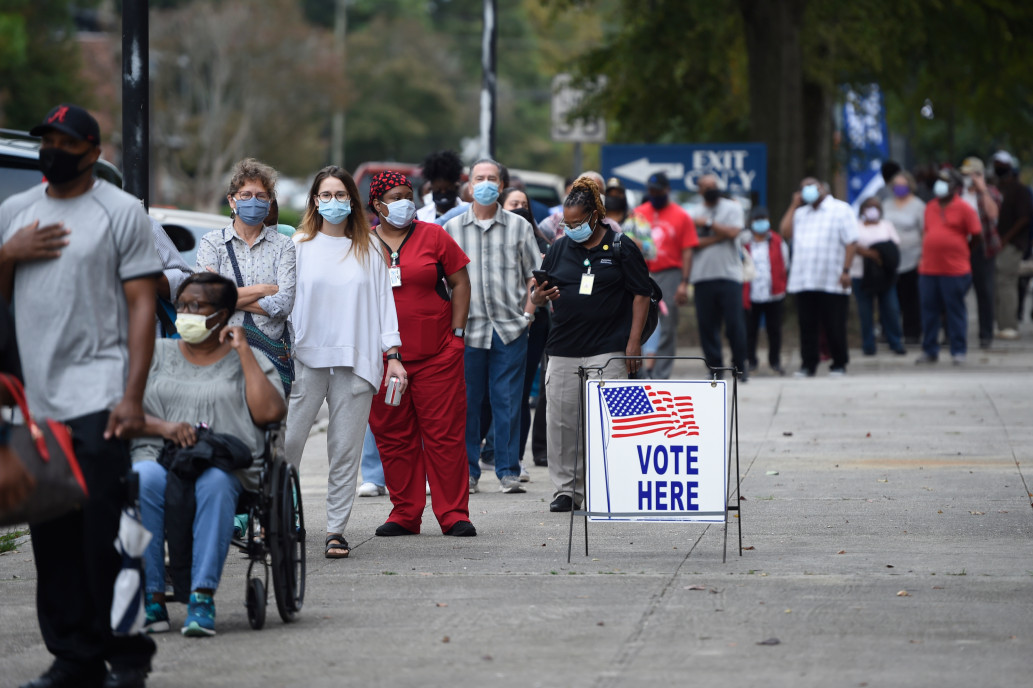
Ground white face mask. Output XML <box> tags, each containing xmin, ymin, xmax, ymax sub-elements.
<box><xmin>933</xmin><ymin>180</ymin><xmax>951</xmax><ymax>198</ymax></box>
<box><xmin>175</xmin><ymin>311</ymin><xmax>222</xmax><ymax>344</ymax></box>
<box><xmin>862</xmin><ymin>206</ymin><xmax>881</xmax><ymax>222</ymax></box>
<box><xmin>379</xmin><ymin>199</ymin><xmax>416</xmax><ymax>228</ymax></box>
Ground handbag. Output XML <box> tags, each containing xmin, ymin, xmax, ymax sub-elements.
<box><xmin>0</xmin><ymin>373</ymin><xmax>88</xmax><ymax>527</ymax></box>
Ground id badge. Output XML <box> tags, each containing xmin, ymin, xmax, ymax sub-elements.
<box><xmin>579</xmin><ymin>273</ymin><xmax>595</xmax><ymax>295</ymax></box>
<box><xmin>389</xmin><ymin>266</ymin><xmax>402</xmax><ymax>288</ymax></box>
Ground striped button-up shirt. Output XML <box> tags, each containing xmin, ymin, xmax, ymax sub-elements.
<box><xmin>444</xmin><ymin>204</ymin><xmax>541</xmax><ymax>349</ymax></box>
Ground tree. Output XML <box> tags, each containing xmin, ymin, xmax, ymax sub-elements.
<box><xmin>150</xmin><ymin>0</ymin><xmax>344</xmax><ymax>210</ymax></box>
<box><xmin>0</xmin><ymin>0</ymin><xmax>87</xmax><ymax>128</ymax></box>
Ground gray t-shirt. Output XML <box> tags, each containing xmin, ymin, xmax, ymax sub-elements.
<box><xmin>130</xmin><ymin>339</ymin><xmax>284</xmax><ymax>491</ymax></box>
<box><xmin>0</xmin><ymin>181</ymin><xmax>162</xmax><ymax>421</ymax></box>
<box><xmin>881</xmin><ymin>196</ymin><xmax>925</xmax><ymax>273</ymax></box>
<box><xmin>690</xmin><ymin>197</ymin><xmax>745</xmax><ymax>283</ymax></box>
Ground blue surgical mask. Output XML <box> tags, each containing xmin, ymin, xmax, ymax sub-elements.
<box><xmin>801</xmin><ymin>184</ymin><xmax>820</xmax><ymax>205</ymax></box>
<box><xmin>565</xmin><ymin>213</ymin><xmax>594</xmax><ymax>243</ymax></box>
<box><xmin>234</xmin><ymin>197</ymin><xmax>270</xmax><ymax>226</ymax></box>
<box><xmin>473</xmin><ymin>180</ymin><xmax>500</xmax><ymax>206</ymax></box>
<box><xmin>751</xmin><ymin>219</ymin><xmax>770</xmax><ymax>233</ymax></box>
<box><xmin>318</xmin><ymin>198</ymin><xmax>352</xmax><ymax>225</ymax></box>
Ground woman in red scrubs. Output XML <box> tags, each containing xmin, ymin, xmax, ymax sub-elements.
<box><xmin>366</xmin><ymin>171</ymin><xmax>477</xmax><ymax>537</ymax></box>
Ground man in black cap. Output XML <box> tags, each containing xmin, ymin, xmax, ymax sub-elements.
<box><xmin>633</xmin><ymin>172</ymin><xmax>698</xmax><ymax>379</ymax></box>
<box><xmin>0</xmin><ymin>104</ymin><xmax>159</xmax><ymax>688</ymax></box>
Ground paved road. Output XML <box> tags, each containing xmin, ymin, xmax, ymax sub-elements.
<box><xmin>2</xmin><ymin>324</ymin><xmax>1032</xmax><ymax>687</ymax></box>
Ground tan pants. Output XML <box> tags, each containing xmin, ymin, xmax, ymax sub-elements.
<box><xmin>995</xmin><ymin>244</ymin><xmax>1022</xmax><ymax>331</ymax></box>
<box><xmin>545</xmin><ymin>352</ymin><xmax>627</xmax><ymax>505</ymax></box>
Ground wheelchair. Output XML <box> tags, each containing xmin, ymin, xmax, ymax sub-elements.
<box><xmin>230</xmin><ymin>424</ymin><xmax>306</xmax><ymax>630</ymax></box>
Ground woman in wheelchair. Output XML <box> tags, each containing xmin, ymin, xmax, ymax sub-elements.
<box><xmin>131</xmin><ymin>273</ymin><xmax>287</xmax><ymax>637</ymax></box>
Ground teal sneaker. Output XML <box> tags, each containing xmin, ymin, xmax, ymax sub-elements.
<box><xmin>181</xmin><ymin>592</ymin><xmax>216</xmax><ymax>637</ymax></box>
<box><xmin>144</xmin><ymin>593</ymin><xmax>170</xmax><ymax>633</ymax></box>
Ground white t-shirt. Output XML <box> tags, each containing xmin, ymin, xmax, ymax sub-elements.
<box><xmin>290</xmin><ymin>231</ymin><xmax>401</xmax><ymax>389</ymax></box>
<box><xmin>849</xmin><ymin>219</ymin><xmax>901</xmax><ymax>278</ymax></box>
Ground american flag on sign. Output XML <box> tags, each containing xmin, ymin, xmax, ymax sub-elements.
<box><xmin>601</xmin><ymin>385</ymin><xmax>699</xmax><ymax>439</ymax></box>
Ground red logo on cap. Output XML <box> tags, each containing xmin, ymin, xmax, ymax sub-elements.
<box><xmin>48</xmin><ymin>106</ymin><xmax>70</xmax><ymax>124</ymax></box>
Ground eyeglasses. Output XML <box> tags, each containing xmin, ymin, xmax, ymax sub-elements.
<box><xmin>560</xmin><ymin>214</ymin><xmax>591</xmax><ymax>231</ymax></box>
<box><xmin>174</xmin><ymin>300</ymin><xmax>215</xmax><ymax>314</ymax></box>
<box><xmin>316</xmin><ymin>191</ymin><xmax>350</xmax><ymax>203</ymax></box>
<box><xmin>235</xmin><ymin>191</ymin><xmax>272</xmax><ymax>202</ymax></box>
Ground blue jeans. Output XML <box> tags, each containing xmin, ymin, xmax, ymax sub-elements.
<box><xmin>852</xmin><ymin>278</ymin><xmax>904</xmax><ymax>353</ymax></box>
<box><xmin>464</xmin><ymin>329</ymin><xmax>528</xmax><ymax>480</ymax></box>
<box><xmin>360</xmin><ymin>425</ymin><xmax>385</xmax><ymax>486</ymax></box>
<box><xmin>135</xmin><ymin>461</ymin><xmax>243</xmax><ymax>594</ymax></box>
<box><xmin>919</xmin><ymin>274</ymin><xmax>972</xmax><ymax>358</ymax></box>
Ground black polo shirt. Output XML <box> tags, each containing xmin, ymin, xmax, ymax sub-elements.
<box><xmin>541</xmin><ymin>228</ymin><xmax>651</xmax><ymax>358</ymax></box>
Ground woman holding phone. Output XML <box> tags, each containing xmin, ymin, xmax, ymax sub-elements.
<box><xmin>365</xmin><ymin>171</ymin><xmax>477</xmax><ymax>538</ymax></box>
<box><xmin>531</xmin><ymin>176</ymin><xmax>652</xmax><ymax>512</ymax></box>
<box><xmin>285</xmin><ymin>166</ymin><xmax>406</xmax><ymax>559</ymax></box>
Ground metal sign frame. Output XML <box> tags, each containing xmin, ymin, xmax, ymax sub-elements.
<box><xmin>566</xmin><ymin>356</ymin><xmax>743</xmax><ymax>563</ymax></box>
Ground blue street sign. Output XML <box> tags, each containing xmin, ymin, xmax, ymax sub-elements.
<box><xmin>602</xmin><ymin>143</ymin><xmax>767</xmax><ymax>207</ymax></box>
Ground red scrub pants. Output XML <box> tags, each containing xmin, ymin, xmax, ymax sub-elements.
<box><xmin>368</xmin><ymin>337</ymin><xmax>470</xmax><ymax>533</ymax></box>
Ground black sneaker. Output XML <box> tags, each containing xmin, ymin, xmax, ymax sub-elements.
<box><xmin>20</xmin><ymin>663</ymin><xmax>105</xmax><ymax>688</ymax></box>
<box><xmin>103</xmin><ymin>666</ymin><xmax>149</xmax><ymax>688</ymax></box>
<box><xmin>445</xmin><ymin>521</ymin><xmax>477</xmax><ymax>537</ymax></box>
<box><xmin>550</xmin><ymin>495</ymin><xmax>574</xmax><ymax>512</ymax></box>
<box><xmin>375</xmin><ymin>522</ymin><xmax>418</xmax><ymax>536</ymax></box>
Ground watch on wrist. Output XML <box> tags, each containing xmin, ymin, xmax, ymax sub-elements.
<box><xmin>522</xmin><ymin>311</ymin><xmax>535</xmax><ymax>323</ymax></box>
<box><xmin>453</xmin><ymin>327</ymin><xmax>465</xmax><ymax>338</ymax></box>
<box><xmin>386</xmin><ymin>352</ymin><xmax>402</xmax><ymax>362</ymax></box>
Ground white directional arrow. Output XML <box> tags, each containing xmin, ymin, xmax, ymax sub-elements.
<box><xmin>611</xmin><ymin>158</ymin><xmax>685</xmax><ymax>185</ymax></box>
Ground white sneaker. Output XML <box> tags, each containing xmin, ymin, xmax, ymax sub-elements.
<box><xmin>997</xmin><ymin>328</ymin><xmax>1019</xmax><ymax>340</ymax></box>
<box><xmin>357</xmin><ymin>482</ymin><xmax>386</xmax><ymax>497</ymax></box>
<box><xmin>468</xmin><ymin>476</ymin><xmax>479</xmax><ymax>494</ymax></box>
<box><xmin>499</xmin><ymin>475</ymin><xmax>526</xmax><ymax>493</ymax></box>
<box><xmin>425</xmin><ymin>480</ymin><xmax>431</xmax><ymax>495</ymax></box>
<box><xmin>519</xmin><ymin>463</ymin><xmax>530</xmax><ymax>482</ymax></box>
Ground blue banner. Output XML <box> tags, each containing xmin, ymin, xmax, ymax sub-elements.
<box><xmin>602</xmin><ymin>143</ymin><xmax>767</xmax><ymax>208</ymax></box>
<box><xmin>842</xmin><ymin>84</ymin><xmax>890</xmax><ymax>207</ymax></box>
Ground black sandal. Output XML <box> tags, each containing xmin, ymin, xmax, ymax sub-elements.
<box><xmin>325</xmin><ymin>533</ymin><xmax>350</xmax><ymax>559</ymax></box>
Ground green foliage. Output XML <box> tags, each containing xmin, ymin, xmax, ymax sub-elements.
<box><xmin>0</xmin><ymin>0</ymin><xmax>86</xmax><ymax>128</ymax></box>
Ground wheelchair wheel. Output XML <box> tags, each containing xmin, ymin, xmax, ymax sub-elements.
<box><xmin>270</xmin><ymin>461</ymin><xmax>305</xmax><ymax>623</ymax></box>
<box><xmin>246</xmin><ymin>577</ymin><xmax>266</xmax><ymax>630</ymax></box>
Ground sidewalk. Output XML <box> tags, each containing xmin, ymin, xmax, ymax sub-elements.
<box><xmin>2</xmin><ymin>324</ymin><xmax>1031</xmax><ymax>687</ymax></box>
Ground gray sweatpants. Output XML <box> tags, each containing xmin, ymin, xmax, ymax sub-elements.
<box><xmin>285</xmin><ymin>360</ymin><xmax>375</xmax><ymax>535</ymax></box>
<box><xmin>545</xmin><ymin>352</ymin><xmax>627</xmax><ymax>505</ymax></box>
<box><xmin>651</xmin><ymin>268</ymin><xmax>683</xmax><ymax>379</ymax></box>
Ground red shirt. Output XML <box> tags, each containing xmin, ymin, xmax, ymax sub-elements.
<box><xmin>378</xmin><ymin>220</ymin><xmax>470</xmax><ymax>361</ymax></box>
<box><xmin>919</xmin><ymin>196</ymin><xmax>981</xmax><ymax>276</ymax></box>
<box><xmin>634</xmin><ymin>201</ymin><xmax>699</xmax><ymax>272</ymax></box>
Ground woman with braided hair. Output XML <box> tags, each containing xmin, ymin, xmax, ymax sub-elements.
<box><xmin>531</xmin><ymin>175</ymin><xmax>652</xmax><ymax>512</ymax></box>
<box><xmin>285</xmin><ymin>166</ymin><xmax>407</xmax><ymax>559</ymax></box>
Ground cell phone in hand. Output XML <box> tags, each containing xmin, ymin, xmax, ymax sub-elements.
<box><xmin>532</xmin><ymin>270</ymin><xmax>554</xmax><ymax>288</ymax></box>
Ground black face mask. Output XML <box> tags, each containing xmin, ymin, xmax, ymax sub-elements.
<box><xmin>994</xmin><ymin>165</ymin><xmax>1011</xmax><ymax>180</ymax></box>
<box><xmin>432</xmin><ymin>189</ymin><xmax>458</xmax><ymax>212</ymax></box>
<box><xmin>604</xmin><ymin>195</ymin><xmax>628</xmax><ymax>213</ymax></box>
<box><xmin>648</xmin><ymin>193</ymin><xmax>669</xmax><ymax>210</ymax></box>
<box><xmin>703</xmin><ymin>188</ymin><xmax>721</xmax><ymax>204</ymax></box>
<box><xmin>39</xmin><ymin>147</ymin><xmax>92</xmax><ymax>185</ymax></box>
<box><xmin>511</xmin><ymin>207</ymin><xmax>535</xmax><ymax>225</ymax></box>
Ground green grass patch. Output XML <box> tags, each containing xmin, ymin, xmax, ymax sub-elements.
<box><xmin>0</xmin><ymin>529</ymin><xmax>28</xmax><ymax>554</ymax></box>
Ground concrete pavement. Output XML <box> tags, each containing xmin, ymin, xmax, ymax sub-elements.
<box><xmin>2</xmin><ymin>320</ymin><xmax>1031</xmax><ymax>687</ymax></box>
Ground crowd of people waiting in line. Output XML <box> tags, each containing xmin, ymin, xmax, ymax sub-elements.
<box><xmin>0</xmin><ymin>103</ymin><xmax>1030</xmax><ymax>688</ymax></box>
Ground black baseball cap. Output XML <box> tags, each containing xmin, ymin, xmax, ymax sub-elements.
<box><xmin>646</xmin><ymin>172</ymin><xmax>670</xmax><ymax>190</ymax></box>
<box><xmin>30</xmin><ymin>104</ymin><xmax>100</xmax><ymax>144</ymax></box>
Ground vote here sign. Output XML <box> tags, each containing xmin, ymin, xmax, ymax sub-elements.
<box><xmin>584</xmin><ymin>380</ymin><xmax>727</xmax><ymax>523</ymax></box>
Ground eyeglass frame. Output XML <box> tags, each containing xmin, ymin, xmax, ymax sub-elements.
<box><xmin>315</xmin><ymin>191</ymin><xmax>351</xmax><ymax>203</ymax></box>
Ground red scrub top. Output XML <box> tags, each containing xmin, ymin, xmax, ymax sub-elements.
<box><xmin>379</xmin><ymin>220</ymin><xmax>470</xmax><ymax>362</ymax></box>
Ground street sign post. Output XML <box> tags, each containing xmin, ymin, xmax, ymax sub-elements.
<box><xmin>602</xmin><ymin>143</ymin><xmax>767</xmax><ymax>207</ymax></box>
<box><xmin>551</xmin><ymin>74</ymin><xmax>607</xmax><ymax>144</ymax></box>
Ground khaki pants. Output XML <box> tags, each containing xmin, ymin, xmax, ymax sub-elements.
<box><xmin>995</xmin><ymin>244</ymin><xmax>1021</xmax><ymax>331</ymax></box>
<box><xmin>545</xmin><ymin>352</ymin><xmax>626</xmax><ymax>505</ymax></box>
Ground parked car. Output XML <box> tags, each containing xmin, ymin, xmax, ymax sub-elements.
<box><xmin>0</xmin><ymin>128</ymin><xmax>123</xmax><ymax>205</ymax></box>
<box><xmin>508</xmin><ymin>168</ymin><xmax>566</xmax><ymax>208</ymax></box>
<box><xmin>147</xmin><ymin>206</ymin><xmax>229</xmax><ymax>267</ymax></box>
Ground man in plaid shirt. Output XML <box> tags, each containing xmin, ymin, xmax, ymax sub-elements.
<box><xmin>781</xmin><ymin>178</ymin><xmax>858</xmax><ymax>377</ymax></box>
<box><xmin>444</xmin><ymin>158</ymin><xmax>541</xmax><ymax>495</ymax></box>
